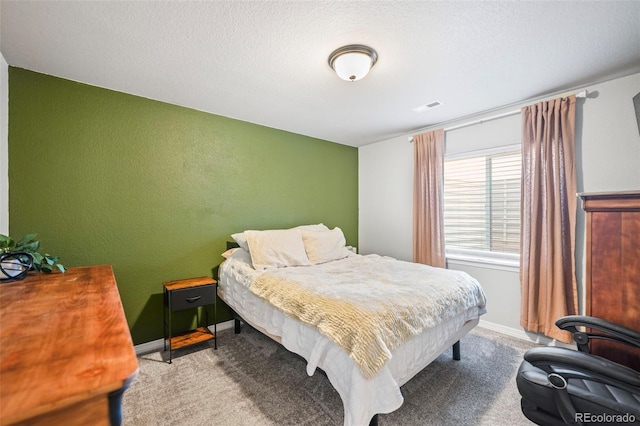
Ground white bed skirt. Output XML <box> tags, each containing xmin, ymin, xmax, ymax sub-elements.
<box><xmin>218</xmin><ymin>272</ymin><xmax>482</xmax><ymax>426</ymax></box>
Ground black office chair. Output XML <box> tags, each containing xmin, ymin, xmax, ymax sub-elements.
<box><xmin>516</xmin><ymin>315</ymin><xmax>640</xmax><ymax>425</ymax></box>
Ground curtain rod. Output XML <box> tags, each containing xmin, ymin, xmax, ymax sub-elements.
<box><xmin>408</xmin><ymin>90</ymin><xmax>588</xmax><ymax>142</ymax></box>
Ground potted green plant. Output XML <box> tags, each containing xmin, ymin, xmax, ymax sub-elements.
<box><xmin>0</xmin><ymin>234</ymin><xmax>66</xmax><ymax>282</ymax></box>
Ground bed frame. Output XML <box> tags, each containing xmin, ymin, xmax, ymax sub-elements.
<box><xmin>228</xmin><ymin>310</ymin><xmax>463</xmax><ymax>426</ymax></box>
<box><xmin>222</xmin><ymin>241</ymin><xmax>465</xmax><ymax>426</ymax></box>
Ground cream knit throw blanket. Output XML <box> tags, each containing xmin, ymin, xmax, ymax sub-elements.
<box><xmin>249</xmin><ymin>255</ymin><xmax>486</xmax><ymax>379</ymax></box>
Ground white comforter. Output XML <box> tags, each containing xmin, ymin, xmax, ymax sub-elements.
<box><xmin>218</xmin><ymin>249</ymin><xmax>487</xmax><ymax>425</ymax></box>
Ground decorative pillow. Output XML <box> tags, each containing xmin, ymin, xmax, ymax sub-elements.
<box><xmin>302</xmin><ymin>227</ymin><xmax>351</xmax><ymax>265</ymax></box>
<box><xmin>294</xmin><ymin>223</ymin><xmax>330</xmax><ymax>232</ymax></box>
<box><xmin>231</xmin><ymin>232</ymin><xmax>250</xmax><ymax>251</ymax></box>
<box><xmin>245</xmin><ymin>229</ymin><xmax>311</xmax><ymax>270</ymax></box>
<box><xmin>232</xmin><ymin>224</ymin><xmax>329</xmax><ymax>252</ymax></box>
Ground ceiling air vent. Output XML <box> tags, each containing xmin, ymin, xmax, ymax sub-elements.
<box><xmin>412</xmin><ymin>100</ymin><xmax>443</xmax><ymax>113</ymax></box>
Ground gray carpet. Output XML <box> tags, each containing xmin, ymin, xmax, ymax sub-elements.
<box><xmin>122</xmin><ymin>326</ymin><xmax>538</xmax><ymax>425</ymax></box>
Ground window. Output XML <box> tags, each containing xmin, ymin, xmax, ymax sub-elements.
<box><xmin>443</xmin><ymin>146</ymin><xmax>521</xmax><ymax>266</ymax></box>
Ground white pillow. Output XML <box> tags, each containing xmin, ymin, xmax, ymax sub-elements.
<box><xmin>232</xmin><ymin>224</ymin><xmax>329</xmax><ymax>252</ymax></box>
<box><xmin>245</xmin><ymin>229</ymin><xmax>311</xmax><ymax>270</ymax></box>
<box><xmin>302</xmin><ymin>227</ymin><xmax>351</xmax><ymax>265</ymax></box>
<box><xmin>294</xmin><ymin>223</ymin><xmax>330</xmax><ymax>232</ymax></box>
<box><xmin>231</xmin><ymin>232</ymin><xmax>250</xmax><ymax>251</ymax></box>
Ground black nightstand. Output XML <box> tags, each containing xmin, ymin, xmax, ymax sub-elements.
<box><xmin>163</xmin><ymin>276</ymin><xmax>217</xmax><ymax>363</ymax></box>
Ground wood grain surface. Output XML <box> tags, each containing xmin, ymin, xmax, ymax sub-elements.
<box><xmin>163</xmin><ymin>276</ymin><xmax>216</xmax><ymax>291</ymax></box>
<box><xmin>580</xmin><ymin>191</ymin><xmax>640</xmax><ymax>371</ymax></box>
<box><xmin>0</xmin><ymin>265</ymin><xmax>138</xmax><ymax>425</ymax></box>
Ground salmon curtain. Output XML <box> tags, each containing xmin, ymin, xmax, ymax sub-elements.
<box><xmin>520</xmin><ymin>95</ymin><xmax>578</xmax><ymax>343</ymax></box>
<box><xmin>413</xmin><ymin>129</ymin><xmax>445</xmax><ymax>267</ymax></box>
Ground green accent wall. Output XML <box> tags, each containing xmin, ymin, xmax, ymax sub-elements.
<box><xmin>8</xmin><ymin>67</ymin><xmax>358</xmax><ymax>344</ymax></box>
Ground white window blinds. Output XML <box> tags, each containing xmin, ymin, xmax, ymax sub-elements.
<box><xmin>443</xmin><ymin>148</ymin><xmax>521</xmax><ymax>258</ymax></box>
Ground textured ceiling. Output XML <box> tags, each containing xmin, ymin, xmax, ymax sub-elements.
<box><xmin>2</xmin><ymin>1</ymin><xmax>640</xmax><ymax>147</ymax></box>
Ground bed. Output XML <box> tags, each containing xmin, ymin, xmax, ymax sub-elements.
<box><xmin>217</xmin><ymin>225</ymin><xmax>487</xmax><ymax>426</ymax></box>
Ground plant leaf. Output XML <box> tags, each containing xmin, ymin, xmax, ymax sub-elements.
<box><xmin>30</xmin><ymin>252</ymin><xmax>44</xmax><ymax>265</ymax></box>
<box><xmin>17</xmin><ymin>233</ymin><xmax>38</xmax><ymax>245</ymax></box>
<box><xmin>0</xmin><ymin>235</ymin><xmax>15</xmax><ymax>249</ymax></box>
<box><xmin>20</xmin><ymin>241</ymin><xmax>40</xmax><ymax>252</ymax></box>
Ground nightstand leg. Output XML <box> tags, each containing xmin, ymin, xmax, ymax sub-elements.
<box><xmin>168</xmin><ymin>292</ymin><xmax>172</xmax><ymax>364</ymax></box>
<box><xmin>163</xmin><ymin>288</ymin><xmax>167</xmax><ymax>353</ymax></box>
<box><xmin>214</xmin><ymin>287</ymin><xmax>218</xmax><ymax>350</ymax></box>
<box><xmin>163</xmin><ymin>293</ymin><xmax>166</xmax><ymax>352</ymax></box>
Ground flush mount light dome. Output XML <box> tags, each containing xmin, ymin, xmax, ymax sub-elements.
<box><xmin>328</xmin><ymin>44</ymin><xmax>378</xmax><ymax>82</ymax></box>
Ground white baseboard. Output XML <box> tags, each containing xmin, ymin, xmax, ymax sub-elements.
<box><xmin>136</xmin><ymin>318</ymin><xmax>573</xmax><ymax>356</ymax></box>
<box><xmin>134</xmin><ymin>319</ymin><xmax>235</xmax><ymax>356</ymax></box>
<box><xmin>478</xmin><ymin>319</ymin><xmax>575</xmax><ymax>349</ymax></box>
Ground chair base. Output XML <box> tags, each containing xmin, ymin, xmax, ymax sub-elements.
<box><xmin>517</xmin><ymin>359</ymin><xmax>640</xmax><ymax>425</ymax></box>
<box><xmin>520</xmin><ymin>399</ymin><xmax>566</xmax><ymax>426</ymax></box>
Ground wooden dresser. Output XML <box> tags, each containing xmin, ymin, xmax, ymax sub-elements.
<box><xmin>580</xmin><ymin>191</ymin><xmax>640</xmax><ymax>370</ymax></box>
<box><xmin>0</xmin><ymin>265</ymin><xmax>138</xmax><ymax>425</ymax></box>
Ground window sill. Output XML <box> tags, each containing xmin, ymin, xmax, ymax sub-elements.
<box><xmin>446</xmin><ymin>253</ymin><xmax>520</xmax><ymax>272</ymax></box>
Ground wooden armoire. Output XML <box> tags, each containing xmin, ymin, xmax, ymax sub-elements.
<box><xmin>579</xmin><ymin>191</ymin><xmax>640</xmax><ymax>370</ymax></box>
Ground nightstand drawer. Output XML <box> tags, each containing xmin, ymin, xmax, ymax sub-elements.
<box><xmin>169</xmin><ymin>285</ymin><xmax>215</xmax><ymax>311</ymax></box>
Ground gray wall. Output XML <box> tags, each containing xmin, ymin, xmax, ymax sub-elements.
<box><xmin>359</xmin><ymin>72</ymin><xmax>640</xmax><ymax>339</ymax></box>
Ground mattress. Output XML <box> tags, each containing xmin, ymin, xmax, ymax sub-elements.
<box><xmin>218</xmin><ymin>248</ymin><xmax>485</xmax><ymax>425</ymax></box>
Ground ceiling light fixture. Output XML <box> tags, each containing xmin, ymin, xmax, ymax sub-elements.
<box><xmin>328</xmin><ymin>44</ymin><xmax>378</xmax><ymax>82</ymax></box>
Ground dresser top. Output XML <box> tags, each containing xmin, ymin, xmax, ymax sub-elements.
<box><xmin>578</xmin><ymin>190</ymin><xmax>640</xmax><ymax>199</ymax></box>
<box><xmin>579</xmin><ymin>190</ymin><xmax>640</xmax><ymax>211</ymax></box>
<box><xmin>0</xmin><ymin>265</ymin><xmax>138</xmax><ymax>424</ymax></box>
